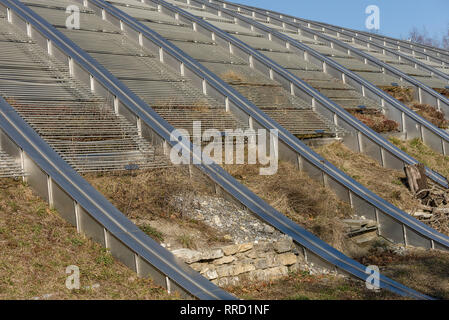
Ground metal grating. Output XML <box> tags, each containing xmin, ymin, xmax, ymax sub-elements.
<box><xmin>0</xmin><ymin>17</ymin><xmax>168</xmax><ymax>172</ymax></box>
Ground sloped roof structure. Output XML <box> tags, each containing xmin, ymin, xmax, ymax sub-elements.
<box><xmin>1</xmin><ymin>0</ymin><xmax>448</xmax><ymax>299</ymax></box>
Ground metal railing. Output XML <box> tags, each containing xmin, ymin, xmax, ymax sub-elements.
<box><xmin>91</xmin><ymin>0</ymin><xmax>449</xmax><ymax>251</ymax></box>
<box><xmin>204</xmin><ymin>0</ymin><xmax>449</xmax><ymax>159</ymax></box>
<box><xmin>1</xmin><ymin>0</ymin><xmax>435</xmax><ymax>298</ymax></box>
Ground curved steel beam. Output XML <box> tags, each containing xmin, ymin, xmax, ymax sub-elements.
<box><xmin>2</xmin><ymin>0</ymin><xmax>435</xmax><ymax>299</ymax></box>
<box><xmin>208</xmin><ymin>0</ymin><xmax>449</xmax><ymax>128</ymax></box>
<box><xmin>0</xmin><ymin>95</ymin><xmax>235</xmax><ymax>299</ymax></box>
<box><xmin>230</xmin><ymin>1</ymin><xmax>449</xmax><ymax>65</ymax></box>
<box><xmin>94</xmin><ymin>0</ymin><xmax>449</xmax><ymax>251</ymax></box>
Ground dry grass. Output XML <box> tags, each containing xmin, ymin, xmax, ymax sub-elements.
<box><xmin>226</xmin><ymin>270</ymin><xmax>404</xmax><ymax>300</ymax></box>
<box><xmin>313</xmin><ymin>142</ymin><xmax>420</xmax><ymax>212</ymax></box>
<box><xmin>152</xmin><ymin>99</ymin><xmax>211</xmax><ymax>111</ymax></box>
<box><xmin>434</xmin><ymin>88</ymin><xmax>449</xmax><ymax>99</ymax></box>
<box><xmin>84</xmin><ymin>167</ymin><xmax>231</xmax><ymax>249</ymax></box>
<box><xmin>355</xmin><ymin>246</ymin><xmax>449</xmax><ymax>299</ymax></box>
<box><xmin>315</xmin><ymin>141</ymin><xmax>449</xmax><ymax>237</ymax></box>
<box><xmin>381</xmin><ymin>86</ymin><xmax>416</xmax><ymax>104</ymax></box>
<box><xmin>381</xmin><ymin>86</ymin><xmax>449</xmax><ymax>128</ymax></box>
<box><xmin>411</xmin><ymin>103</ymin><xmax>449</xmax><ymax>129</ymax></box>
<box><xmin>223</xmin><ymin>162</ymin><xmax>353</xmax><ymax>252</ymax></box>
<box><xmin>348</xmin><ymin>110</ymin><xmax>400</xmax><ymax>133</ymax></box>
<box><xmin>84</xmin><ymin>167</ymin><xmax>209</xmax><ymax>219</ymax></box>
<box><xmin>389</xmin><ymin>137</ymin><xmax>449</xmax><ymax>179</ymax></box>
<box><xmin>0</xmin><ymin>178</ymin><xmax>175</xmax><ymax>300</ymax></box>
<box><xmin>220</xmin><ymin>70</ymin><xmax>247</xmax><ymax>83</ymax></box>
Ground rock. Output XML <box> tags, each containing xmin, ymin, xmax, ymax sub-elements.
<box><xmin>254</xmin><ymin>258</ymin><xmax>269</xmax><ymax>270</ymax></box>
<box><xmin>216</xmin><ymin>265</ymin><xmax>234</xmax><ymax>278</ymax></box>
<box><xmin>254</xmin><ymin>242</ymin><xmax>273</xmax><ymax>253</ymax></box>
<box><xmin>213</xmin><ymin>255</ymin><xmax>236</xmax><ymax>265</ymax></box>
<box><xmin>342</xmin><ymin>219</ymin><xmax>377</xmax><ymax>229</ymax></box>
<box><xmin>263</xmin><ymin>225</ymin><xmax>275</xmax><ymax>234</ymax></box>
<box><xmin>222</xmin><ymin>243</ymin><xmax>253</xmax><ymax>255</ymax></box>
<box><xmin>213</xmin><ymin>215</ymin><xmax>222</xmax><ymax>227</ymax></box>
<box><xmin>204</xmin><ymin>269</ymin><xmax>218</xmax><ymax>280</ymax></box>
<box><xmin>276</xmin><ymin>253</ymin><xmax>297</xmax><ymax>266</ymax></box>
<box><xmin>171</xmin><ymin>248</ymin><xmax>202</xmax><ymax>264</ymax></box>
<box><xmin>200</xmin><ymin>249</ymin><xmax>223</xmax><ymax>261</ymax></box>
<box><xmin>217</xmin><ymin>276</ymin><xmax>239</xmax><ymax>287</ymax></box>
<box><xmin>237</xmin><ymin>243</ymin><xmax>253</xmax><ymax>253</ymax></box>
<box><xmin>223</xmin><ymin>244</ymin><xmax>240</xmax><ymax>256</ymax></box>
<box><xmin>273</xmin><ymin>238</ymin><xmax>292</xmax><ymax>253</ymax></box>
<box><xmin>190</xmin><ymin>262</ymin><xmax>205</xmax><ymax>272</ymax></box>
<box><xmin>288</xmin><ymin>263</ymin><xmax>301</xmax><ymax>273</ymax></box>
<box><xmin>411</xmin><ymin>211</ymin><xmax>433</xmax><ymax>219</ymax></box>
<box><xmin>265</xmin><ymin>266</ymin><xmax>288</xmax><ymax>279</ymax></box>
<box><xmin>351</xmin><ymin>231</ymin><xmax>378</xmax><ymax>244</ymax></box>
<box><xmin>232</xmin><ymin>263</ymin><xmax>255</xmax><ymax>276</ymax></box>
<box><xmin>223</xmin><ymin>234</ymin><xmax>232</xmax><ymax>241</ymax></box>
<box><xmin>171</xmin><ymin>195</ymin><xmax>285</xmax><ymax>245</ymax></box>
<box><xmin>246</xmin><ymin>269</ymin><xmax>267</xmax><ymax>282</ymax></box>
<box><xmin>245</xmin><ymin>250</ymin><xmax>258</xmax><ymax>259</ymax></box>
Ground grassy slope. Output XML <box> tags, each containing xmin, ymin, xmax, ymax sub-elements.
<box><xmin>356</xmin><ymin>247</ymin><xmax>449</xmax><ymax>299</ymax></box>
<box><xmin>227</xmin><ymin>271</ymin><xmax>403</xmax><ymax>300</ymax></box>
<box><xmin>223</xmin><ymin>162</ymin><xmax>353</xmax><ymax>252</ymax></box>
<box><xmin>382</xmin><ymin>86</ymin><xmax>449</xmax><ymax>129</ymax></box>
<box><xmin>313</xmin><ymin>142</ymin><xmax>449</xmax><ymax>298</ymax></box>
<box><xmin>313</xmin><ymin>142</ymin><xmax>421</xmax><ymax>212</ymax></box>
<box><xmin>390</xmin><ymin>137</ymin><xmax>449</xmax><ymax>179</ymax></box>
<box><xmin>0</xmin><ymin>178</ymin><xmax>175</xmax><ymax>300</ymax></box>
<box><xmin>84</xmin><ymin>168</ymin><xmax>232</xmax><ymax>250</ymax></box>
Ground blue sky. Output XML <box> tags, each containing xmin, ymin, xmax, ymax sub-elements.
<box><xmin>231</xmin><ymin>0</ymin><xmax>449</xmax><ymax>40</ymax></box>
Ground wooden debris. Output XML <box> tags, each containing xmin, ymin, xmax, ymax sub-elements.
<box><xmin>404</xmin><ymin>164</ymin><xmax>428</xmax><ymax>197</ymax></box>
<box><xmin>410</xmin><ymin>211</ymin><xmax>433</xmax><ymax>219</ymax></box>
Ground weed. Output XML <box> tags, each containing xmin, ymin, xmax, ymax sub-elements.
<box><xmin>348</xmin><ymin>110</ymin><xmax>399</xmax><ymax>133</ymax></box>
<box><xmin>177</xmin><ymin>234</ymin><xmax>195</xmax><ymax>249</ymax></box>
<box><xmin>95</xmin><ymin>248</ymin><xmax>114</xmax><ymax>267</ymax></box>
<box><xmin>313</xmin><ymin>142</ymin><xmax>421</xmax><ymax>214</ymax></box>
<box><xmin>141</xmin><ymin>225</ymin><xmax>164</xmax><ymax>242</ymax></box>
<box><xmin>224</xmin><ymin>161</ymin><xmax>352</xmax><ymax>251</ymax></box>
<box><xmin>70</xmin><ymin>237</ymin><xmax>85</xmax><ymax>247</ymax></box>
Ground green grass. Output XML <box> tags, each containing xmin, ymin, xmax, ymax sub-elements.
<box><xmin>141</xmin><ymin>225</ymin><xmax>164</xmax><ymax>242</ymax></box>
<box><xmin>0</xmin><ymin>178</ymin><xmax>176</xmax><ymax>300</ymax></box>
<box><xmin>177</xmin><ymin>234</ymin><xmax>195</xmax><ymax>249</ymax></box>
<box><xmin>389</xmin><ymin>137</ymin><xmax>449</xmax><ymax>178</ymax></box>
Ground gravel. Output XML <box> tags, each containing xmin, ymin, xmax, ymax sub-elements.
<box><xmin>171</xmin><ymin>194</ymin><xmax>287</xmax><ymax>244</ymax></box>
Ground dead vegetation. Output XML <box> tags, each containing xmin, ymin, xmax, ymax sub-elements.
<box><xmin>434</xmin><ymin>88</ymin><xmax>449</xmax><ymax>99</ymax></box>
<box><xmin>313</xmin><ymin>142</ymin><xmax>420</xmax><ymax>212</ymax></box>
<box><xmin>348</xmin><ymin>110</ymin><xmax>400</xmax><ymax>133</ymax></box>
<box><xmin>381</xmin><ymin>86</ymin><xmax>416</xmax><ymax>104</ymax></box>
<box><xmin>315</xmin><ymin>141</ymin><xmax>449</xmax><ymax>236</ymax></box>
<box><xmin>226</xmin><ymin>270</ymin><xmax>404</xmax><ymax>300</ymax></box>
<box><xmin>152</xmin><ymin>99</ymin><xmax>211</xmax><ymax>112</ymax></box>
<box><xmin>389</xmin><ymin>137</ymin><xmax>449</xmax><ymax>178</ymax></box>
<box><xmin>355</xmin><ymin>245</ymin><xmax>449</xmax><ymax>299</ymax></box>
<box><xmin>221</xmin><ymin>70</ymin><xmax>247</xmax><ymax>84</ymax></box>
<box><xmin>390</xmin><ymin>137</ymin><xmax>449</xmax><ymax>235</ymax></box>
<box><xmin>381</xmin><ymin>86</ymin><xmax>449</xmax><ymax>128</ymax></box>
<box><xmin>84</xmin><ymin>167</ymin><xmax>232</xmax><ymax>250</ymax></box>
<box><xmin>0</xmin><ymin>178</ymin><xmax>174</xmax><ymax>300</ymax></box>
<box><xmin>412</xmin><ymin>103</ymin><xmax>449</xmax><ymax>128</ymax></box>
<box><xmin>223</xmin><ymin>161</ymin><xmax>353</xmax><ymax>252</ymax></box>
